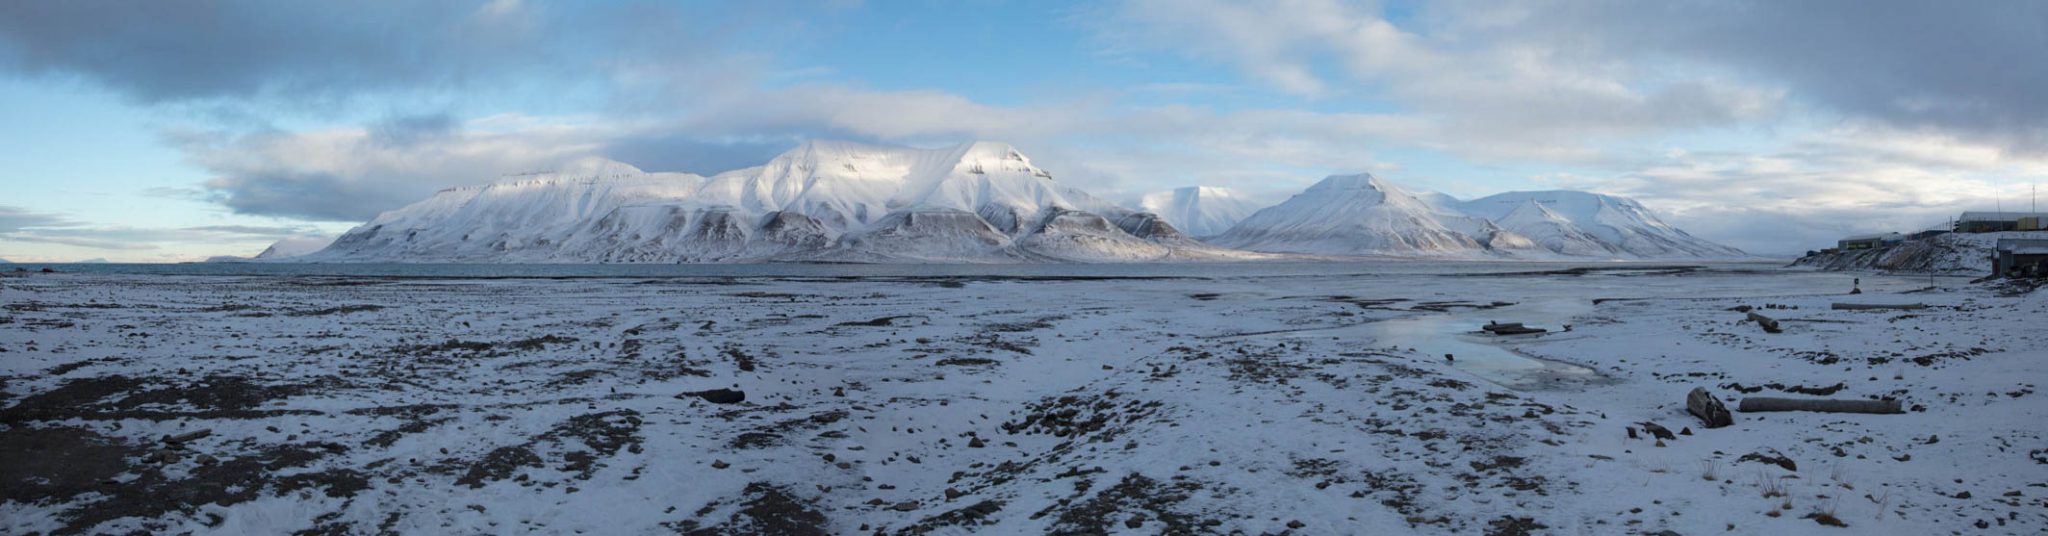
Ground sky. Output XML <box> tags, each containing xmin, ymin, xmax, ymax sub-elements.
<box><xmin>2</xmin><ymin>0</ymin><xmax>2046</xmax><ymax>261</ymax></box>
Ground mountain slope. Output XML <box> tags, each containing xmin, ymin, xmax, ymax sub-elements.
<box><xmin>1134</xmin><ymin>186</ymin><xmax>1265</xmax><ymax>238</ymax></box>
<box><xmin>1458</xmin><ymin>191</ymin><xmax>1744</xmax><ymax>258</ymax></box>
<box><xmin>1211</xmin><ymin>177</ymin><xmax>1744</xmax><ymax>259</ymax></box>
<box><xmin>1489</xmin><ymin>200</ymin><xmax>1622</xmax><ymax>257</ymax></box>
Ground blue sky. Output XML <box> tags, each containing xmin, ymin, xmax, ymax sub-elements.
<box><xmin>3</xmin><ymin>0</ymin><xmax>2046</xmax><ymax>261</ymax></box>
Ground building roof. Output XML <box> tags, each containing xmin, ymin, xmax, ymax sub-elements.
<box><xmin>2009</xmin><ymin>248</ymin><xmax>2048</xmax><ymax>255</ymax></box>
<box><xmin>1995</xmin><ymin>238</ymin><xmax>2048</xmax><ymax>251</ymax></box>
<box><xmin>1958</xmin><ymin>211</ymin><xmax>2048</xmax><ymax>222</ymax></box>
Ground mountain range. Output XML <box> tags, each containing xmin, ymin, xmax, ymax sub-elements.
<box><xmin>287</xmin><ymin>141</ymin><xmax>1743</xmax><ymax>263</ymax></box>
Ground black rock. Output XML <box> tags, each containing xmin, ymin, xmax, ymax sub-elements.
<box><xmin>679</xmin><ymin>388</ymin><xmax>745</xmax><ymax>404</ymax></box>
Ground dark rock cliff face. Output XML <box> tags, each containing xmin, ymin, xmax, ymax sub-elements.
<box><xmin>1112</xmin><ymin>213</ymin><xmax>1188</xmax><ymax>242</ymax></box>
<box><xmin>756</xmin><ymin>211</ymin><xmax>832</xmax><ymax>250</ymax></box>
<box><xmin>838</xmin><ymin>209</ymin><xmax>1015</xmax><ymax>256</ymax></box>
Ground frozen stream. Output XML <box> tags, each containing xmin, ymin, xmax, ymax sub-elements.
<box><xmin>1367</xmin><ymin>296</ymin><xmax>1610</xmax><ymax>390</ymax></box>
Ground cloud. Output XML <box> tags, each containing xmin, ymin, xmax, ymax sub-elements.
<box><xmin>179</xmin><ymin>114</ymin><xmax>620</xmax><ymax>221</ymax></box>
<box><xmin>1093</xmin><ymin>0</ymin><xmax>1780</xmax><ymax>160</ymax></box>
<box><xmin>1429</xmin><ymin>0</ymin><xmax>2048</xmax><ymax>156</ymax></box>
<box><xmin>1546</xmin><ymin>127</ymin><xmax>2048</xmax><ymax>255</ymax></box>
<box><xmin>0</xmin><ymin>0</ymin><xmax>809</xmax><ymax>109</ymax></box>
<box><xmin>182</xmin><ymin>225</ymin><xmax>320</xmax><ymax>236</ymax></box>
<box><xmin>1</xmin><ymin>207</ymin><xmax>325</xmax><ymax>255</ymax></box>
<box><xmin>0</xmin><ymin>1</ymin><xmax>532</xmax><ymax>103</ymax></box>
<box><xmin>0</xmin><ymin>205</ymin><xmax>75</xmax><ymax>232</ymax></box>
<box><xmin>3</xmin><ymin>234</ymin><xmax>159</xmax><ymax>251</ymax></box>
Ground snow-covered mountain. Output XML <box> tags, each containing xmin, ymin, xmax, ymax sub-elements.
<box><xmin>1456</xmin><ymin>191</ymin><xmax>1745</xmax><ymax>258</ymax></box>
<box><xmin>253</xmin><ymin>235</ymin><xmax>339</xmax><ymax>260</ymax></box>
<box><xmin>305</xmin><ymin>141</ymin><xmax>1247</xmax><ymax>263</ymax></box>
<box><xmin>1211</xmin><ymin>173</ymin><xmax>1743</xmax><ymax>258</ymax></box>
<box><xmin>1133</xmin><ymin>186</ymin><xmax>1266</xmax><ymax>238</ymax></box>
<box><xmin>1210</xmin><ymin>174</ymin><xmax>1489</xmax><ymax>255</ymax></box>
<box><xmin>300</xmin><ymin>141</ymin><xmax>1735</xmax><ymax>263</ymax></box>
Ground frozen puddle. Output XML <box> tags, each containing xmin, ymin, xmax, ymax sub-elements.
<box><xmin>1365</xmin><ymin>298</ymin><xmax>1613</xmax><ymax>390</ymax></box>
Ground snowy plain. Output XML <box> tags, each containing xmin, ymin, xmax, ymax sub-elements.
<box><xmin>0</xmin><ymin>262</ymin><xmax>2041</xmax><ymax>535</ymax></box>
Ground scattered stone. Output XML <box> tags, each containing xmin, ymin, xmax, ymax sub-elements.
<box><xmin>892</xmin><ymin>501</ymin><xmax>920</xmax><ymax>512</ymax></box>
<box><xmin>1737</xmin><ymin>450</ymin><xmax>1798</xmax><ymax>472</ymax></box>
<box><xmin>711</xmin><ymin>460</ymin><xmax>730</xmax><ymax>470</ymax></box>
<box><xmin>1805</xmin><ymin>512</ymin><xmax>1848</xmax><ymax>527</ymax></box>
<box><xmin>163</xmin><ymin>429</ymin><xmax>213</xmax><ymax>445</ymax></box>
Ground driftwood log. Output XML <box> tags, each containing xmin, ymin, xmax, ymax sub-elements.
<box><xmin>1482</xmin><ymin>322</ymin><xmax>1547</xmax><ymax>335</ymax></box>
<box><xmin>1830</xmin><ymin>303</ymin><xmax>1928</xmax><ymax>311</ymax></box>
<box><xmin>1745</xmin><ymin>312</ymin><xmax>1782</xmax><ymax>333</ymax></box>
<box><xmin>1687</xmin><ymin>387</ymin><xmax>1734</xmax><ymax>428</ymax></box>
<box><xmin>1738</xmin><ymin>397</ymin><xmax>1903</xmax><ymax>414</ymax></box>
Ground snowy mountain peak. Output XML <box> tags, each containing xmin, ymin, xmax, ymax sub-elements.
<box><xmin>554</xmin><ymin>156</ymin><xmax>646</xmax><ymax>178</ymax></box>
<box><xmin>1210</xmin><ymin>173</ymin><xmax>1482</xmax><ymax>256</ymax></box>
<box><xmin>1305</xmin><ymin>173</ymin><xmax>1395</xmax><ymax>196</ymax></box>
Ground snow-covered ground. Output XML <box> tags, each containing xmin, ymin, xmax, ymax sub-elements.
<box><xmin>1</xmin><ymin>265</ymin><xmax>2040</xmax><ymax>534</ymax></box>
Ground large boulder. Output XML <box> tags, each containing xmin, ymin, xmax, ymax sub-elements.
<box><xmin>1687</xmin><ymin>387</ymin><xmax>1734</xmax><ymax>428</ymax></box>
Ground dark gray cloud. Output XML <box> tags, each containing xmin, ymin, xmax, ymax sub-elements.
<box><xmin>601</xmin><ymin>135</ymin><xmax>802</xmax><ymax>177</ymax></box>
<box><xmin>1474</xmin><ymin>0</ymin><xmax>2048</xmax><ymax>153</ymax></box>
<box><xmin>0</xmin><ymin>1</ymin><xmax>522</xmax><ymax>103</ymax></box>
<box><xmin>0</xmin><ymin>1</ymin><xmax>778</xmax><ymax>106</ymax></box>
<box><xmin>204</xmin><ymin>168</ymin><xmax>430</xmax><ymax>222</ymax></box>
<box><xmin>367</xmin><ymin>113</ymin><xmax>460</xmax><ymax>148</ymax></box>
